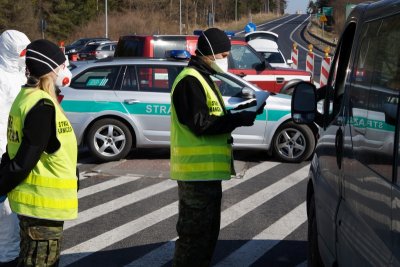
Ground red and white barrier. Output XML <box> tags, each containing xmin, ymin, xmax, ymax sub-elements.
<box><xmin>291</xmin><ymin>43</ymin><xmax>298</xmax><ymax>69</ymax></box>
<box><xmin>306</xmin><ymin>51</ymin><xmax>314</xmax><ymax>76</ymax></box>
<box><xmin>319</xmin><ymin>56</ymin><xmax>331</xmax><ymax>87</ymax></box>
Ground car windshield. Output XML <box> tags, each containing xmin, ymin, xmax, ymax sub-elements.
<box><xmin>80</xmin><ymin>44</ymin><xmax>100</xmax><ymax>52</ymax></box>
<box><xmin>261</xmin><ymin>52</ymin><xmax>285</xmax><ymax>63</ymax></box>
<box><xmin>230</xmin><ymin>44</ymin><xmax>263</xmax><ymax>69</ymax></box>
<box><xmin>70</xmin><ymin>39</ymin><xmax>88</xmax><ymax>46</ymax></box>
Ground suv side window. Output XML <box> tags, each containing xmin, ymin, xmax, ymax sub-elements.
<box><xmin>230</xmin><ymin>44</ymin><xmax>262</xmax><ymax>70</ymax></box>
<box><xmin>136</xmin><ymin>66</ymin><xmax>182</xmax><ymax>92</ymax></box>
<box><xmin>70</xmin><ymin>66</ymin><xmax>121</xmax><ymax>90</ymax></box>
<box><xmin>325</xmin><ymin>23</ymin><xmax>356</xmax><ymax>120</ymax></box>
<box><xmin>351</xmin><ymin>14</ymin><xmax>400</xmax><ymax>181</ymax></box>
<box><xmin>153</xmin><ymin>37</ymin><xmax>187</xmax><ymax>58</ymax></box>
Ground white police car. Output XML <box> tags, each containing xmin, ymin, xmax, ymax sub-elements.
<box><xmin>60</xmin><ymin>54</ymin><xmax>317</xmax><ymax>162</ymax></box>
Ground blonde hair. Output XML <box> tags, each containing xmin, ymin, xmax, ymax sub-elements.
<box><xmin>26</xmin><ymin>72</ymin><xmax>63</xmax><ymax>111</ymax></box>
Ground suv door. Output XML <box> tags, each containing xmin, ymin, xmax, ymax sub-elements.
<box><xmin>313</xmin><ymin>22</ymin><xmax>357</xmax><ymax>266</ymax></box>
<box><xmin>114</xmin><ymin>64</ymin><xmax>182</xmax><ymax>146</ymax></box>
<box><xmin>336</xmin><ymin>14</ymin><xmax>400</xmax><ymax>266</ymax></box>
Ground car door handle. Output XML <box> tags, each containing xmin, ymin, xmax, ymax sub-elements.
<box><xmin>276</xmin><ymin>77</ymin><xmax>285</xmax><ymax>84</ymax></box>
<box><xmin>335</xmin><ymin>128</ymin><xmax>343</xmax><ymax>169</ymax></box>
<box><xmin>124</xmin><ymin>99</ymin><xmax>140</xmax><ymax>104</ymax></box>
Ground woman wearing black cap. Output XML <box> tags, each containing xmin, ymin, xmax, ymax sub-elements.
<box><xmin>0</xmin><ymin>39</ymin><xmax>78</xmax><ymax>267</ymax></box>
<box><xmin>170</xmin><ymin>28</ymin><xmax>264</xmax><ymax>266</ymax></box>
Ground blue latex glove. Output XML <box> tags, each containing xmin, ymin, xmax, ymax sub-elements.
<box><xmin>0</xmin><ymin>195</ymin><xmax>6</xmax><ymax>203</ymax></box>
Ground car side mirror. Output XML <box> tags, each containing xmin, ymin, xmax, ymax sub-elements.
<box><xmin>287</xmin><ymin>59</ymin><xmax>293</xmax><ymax>65</ymax></box>
<box><xmin>255</xmin><ymin>60</ymin><xmax>266</xmax><ymax>71</ymax></box>
<box><xmin>241</xmin><ymin>87</ymin><xmax>256</xmax><ymax>99</ymax></box>
<box><xmin>291</xmin><ymin>82</ymin><xmax>318</xmax><ymax>124</ymax></box>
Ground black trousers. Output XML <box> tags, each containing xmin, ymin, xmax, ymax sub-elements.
<box><xmin>173</xmin><ymin>180</ymin><xmax>222</xmax><ymax>267</ymax></box>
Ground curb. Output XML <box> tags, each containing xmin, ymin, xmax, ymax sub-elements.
<box><xmin>301</xmin><ymin>23</ymin><xmax>336</xmax><ymax>56</ymax></box>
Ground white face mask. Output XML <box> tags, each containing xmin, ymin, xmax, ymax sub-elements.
<box><xmin>211</xmin><ymin>57</ymin><xmax>228</xmax><ymax>73</ymax></box>
<box><xmin>55</xmin><ymin>65</ymin><xmax>72</xmax><ymax>87</ymax></box>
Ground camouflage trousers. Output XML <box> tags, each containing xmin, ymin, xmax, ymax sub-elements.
<box><xmin>173</xmin><ymin>181</ymin><xmax>222</xmax><ymax>267</ymax></box>
<box><xmin>17</xmin><ymin>216</ymin><xmax>64</xmax><ymax>267</ymax></box>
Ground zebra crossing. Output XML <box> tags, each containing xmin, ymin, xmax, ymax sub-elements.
<box><xmin>60</xmin><ymin>161</ymin><xmax>310</xmax><ymax>267</ymax></box>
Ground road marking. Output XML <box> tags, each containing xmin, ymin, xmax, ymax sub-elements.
<box><xmin>63</xmin><ymin>179</ymin><xmax>177</xmax><ymax>230</ymax></box>
<box><xmin>77</xmin><ymin>175</ymin><xmax>142</xmax><ymax>198</ymax></box>
<box><xmin>124</xmin><ymin>164</ymin><xmax>309</xmax><ymax>267</ymax></box>
<box><xmin>289</xmin><ymin>15</ymin><xmax>323</xmax><ymax>59</ymax></box>
<box><xmin>61</xmin><ymin>161</ymin><xmax>281</xmax><ymax>266</ymax></box>
<box><xmin>236</xmin><ymin>15</ymin><xmax>295</xmax><ymax>34</ymax></box>
<box><xmin>267</xmin><ymin>14</ymin><xmax>301</xmax><ymax>32</ymax></box>
<box><xmin>215</xmin><ymin>202</ymin><xmax>307</xmax><ymax>266</ymax></box>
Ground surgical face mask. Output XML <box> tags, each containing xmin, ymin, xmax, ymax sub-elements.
<box><xmin>55</xmin><ymin>65</ymin><xmax>72</xmax><ymax>87</ymax></box>
<box><xmin>210</xmin><ymin>57</ymin><xmax>228</xmax><ymax>73</ymax></box>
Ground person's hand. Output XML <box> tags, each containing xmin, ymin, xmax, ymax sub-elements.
<box><xmin>232</xmin><ymin>99</ymin><xmax>257</xmax><ymax>111</ymax></box>
<box><xmin>256</xmin><ymin>102</ymin><xmax>266</xmax><ymax>115</ymax></box>
<box><xmin>238</xmin><ymin>111</ymin><xmax>257</xmax><ymax>126</ymax></box>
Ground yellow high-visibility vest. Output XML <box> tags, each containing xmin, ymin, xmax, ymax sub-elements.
<box><xmin>7</xmin><ymin>88</ymin><xmax>78</xmax><ymax>221</ymax></box>
<box><xmin>170</xmin><ymin>67</ymin><xmax>232</xmax><ymax>181</ymax></box>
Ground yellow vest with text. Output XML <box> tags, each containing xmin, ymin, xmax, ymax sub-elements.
<box><xmin>7</xmin><ymin>88</ymin><xmax>78</xmax><ymax>221</ymax></box>
<box><xmin>170</xmin><ymin>67</ymin><xmax>232</xmax><ymax>181</ymax></box>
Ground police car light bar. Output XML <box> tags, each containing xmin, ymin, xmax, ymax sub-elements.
<box><xmin>193</xmin><ymin>30</ymin><xmax>235</xmax><ymax>38</ymax></box>
<box><xmin>165</xmin><ymin>50</ymin><xmax>191</xmax><ymax>60</ymax></box>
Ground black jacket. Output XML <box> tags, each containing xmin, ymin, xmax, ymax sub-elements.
<box><xmin>172</xmin><ymin>56</ymin><xmax>255</xmax><ymax>136</ymax></box>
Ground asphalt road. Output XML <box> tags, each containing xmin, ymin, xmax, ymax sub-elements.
<box><xmin>59</xmin><ymin>16</ymin><xmax>313</xmax><ymax>267</ymax></box>
<box><xmin>239</xmin><ymin>14</ymin><xmax>326</xmax><ymax>83</ymax></box>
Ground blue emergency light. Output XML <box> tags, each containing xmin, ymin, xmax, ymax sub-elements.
<box><xmin>193</xmin><ymin>30</ymin><xmax>235</xmax><ymax>38</ymax></box>
<box><xmin>165</xmin><ymin>50</ymin><xmax>191</xmax><ymax>60</ymax></box>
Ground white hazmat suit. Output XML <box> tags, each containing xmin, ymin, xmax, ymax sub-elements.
<box><xmin>0</xmin><ymin>30</ymin><xmax>30</xmax><ymax>264</ymax></box>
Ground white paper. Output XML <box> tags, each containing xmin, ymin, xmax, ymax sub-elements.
<box><xmin>230</xmin><ymin>90</ymin><xmax>269</xmax><ymax>113</ymax></box>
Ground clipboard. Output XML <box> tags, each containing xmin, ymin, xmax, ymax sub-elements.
<box><xmin>230</xmin><ymin>90</ymin><xmax>269</xmax><ymax>113</ymax></box>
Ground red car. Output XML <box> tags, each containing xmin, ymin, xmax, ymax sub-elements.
<box><xmin>114</xmin><ymin>35</ymin><xmax>311</xmax><ymax>93</ymax></box>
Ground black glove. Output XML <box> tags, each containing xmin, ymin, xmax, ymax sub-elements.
<box><xmin>232</xmin><ymin>99</ymin><xmax>257</xmax><ymax>111</ymax></box>
<box><xmin>237</xmin><ymin>111</ymin><xmax>257</xmax><ymax>126</ymax></box>
<box><xmin>256</xmin><ymin>102</ymin><xmax>266</xmax><ymax>115</ymax></box>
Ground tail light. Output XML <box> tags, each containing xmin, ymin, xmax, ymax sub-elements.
<box><xmin>57</xmin><ymin>94</ymin><xmax>64</xmax><ymax>103</ymax></box>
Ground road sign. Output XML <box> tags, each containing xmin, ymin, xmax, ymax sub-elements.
<box><xmin>244</xmin><ymin>22</ymin><xmax>257</xmax><ymax>33</ymax></box>
<box><xmin>320</xmin><ymin>15</ymin><xmax>327</xmax><ymax>23</ymax></box>
<box><xmin>323</xmin><ymin>7</ymin><xmax>333</xmax><ymax>16</ymax></box>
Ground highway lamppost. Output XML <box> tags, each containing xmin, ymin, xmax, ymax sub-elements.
<box><xmin>105</xmin><ymin>0</ymin><xmax>108</xmax><ymax>38</ymax></box>
<box><xmin>179</xmin><ymin>0</ymin><xmax>182</xmax><ymax>34</ymax></box>
<box><xmin>235</xmin><ymin>0</ymin><xmax>237</xmax><ymax>22</ymax></box>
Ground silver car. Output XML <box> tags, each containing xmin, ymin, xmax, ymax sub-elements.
<box><xmin>60</xmin><ymin>57</ymin><xmax>316</xmax><ymax>162</ymax></box>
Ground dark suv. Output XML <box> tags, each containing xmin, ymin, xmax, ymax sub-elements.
<box><xmin>65</xmin><ymin>37</ymin><xmax>110</xmax><ymax>59</ymax></box>
<box><xmin>290</xmin><ymin>0</ymin><xmax>400</xmax><ymax>266</ymax></box>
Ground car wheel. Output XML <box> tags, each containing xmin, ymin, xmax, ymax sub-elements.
<box><xmin>272</xmin><ymin>121</ymin><xmax>315</xmax><ymax>163</ymax></box>
<box><xmin>308</xmin><ymin>194</ymin><xmax>324</xmax><ymax>267</ymax></box>
<box><xmin>86</xmin><ymin>118</ymin><xmax>132</xmax><ymax>162</ymax></box>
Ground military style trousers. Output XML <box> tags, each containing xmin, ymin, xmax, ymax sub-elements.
<box><xmin>17</xmin><ymin>216</ymin><xmax>64</xmax><ymax>267</ymax></box>
<box><xmin>173</xmin><ymin>180</ymin><xmax>222</xmax><ymax>267</ymax></box>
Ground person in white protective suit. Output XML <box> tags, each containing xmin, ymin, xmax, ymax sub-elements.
<box><xmin>0</xmin><ymin>30</ymin><xmax>30</xmax><ymax>267</ymax></box>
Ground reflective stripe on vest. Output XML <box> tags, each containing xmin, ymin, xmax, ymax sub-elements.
<box><xmin>7</xmin><ymin>88</ymin><xmax>78</xmax><ymax>221</ymax></box>
<box><xmin>170</xmin><ymin>68</ymin><xmax>232</xmax><ymax>181</ymax></box>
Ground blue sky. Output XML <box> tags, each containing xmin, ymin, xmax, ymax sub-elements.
<box><xmin>286</xmin><ymin>0</ymin><xmax>309</xmax><ymax>14</ymax></box>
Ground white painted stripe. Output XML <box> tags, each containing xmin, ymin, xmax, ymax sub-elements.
<box><xmin>236</xmin><ymin>15</ymin><xmax>295</xmax><ymax>34</ymax></box>
<box><xmin>78</xmin><ymin>175</ymin><xmax>142</xmax><ymax>198</ymax></box>
<box><xmin>215</xmin><ymin>202</ymin><xmax>307</xmax><ymax>266</ymax></box>
<box><xmin>268</xmin><ymin>14</ymin><xmax>301</xmax><ymax>32</ymax></box>
<box><xmin>124</xmin><ymin>164</ymin><xmax>309</xmax><ymax>267</ymax></box>
<box><xmin>63</xmin><ymin>179</ymin><xmax>177</xmax><ymax>230</ymax></box>
<box><xmin>61</xmin><ymin>161</ymin><xmax>280</xmax><ymax>266</ymax></box>
<box><xmin>289</xmin><ymin>15</ymin><xmax>324</xmax><ymax>59</ymax></box>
